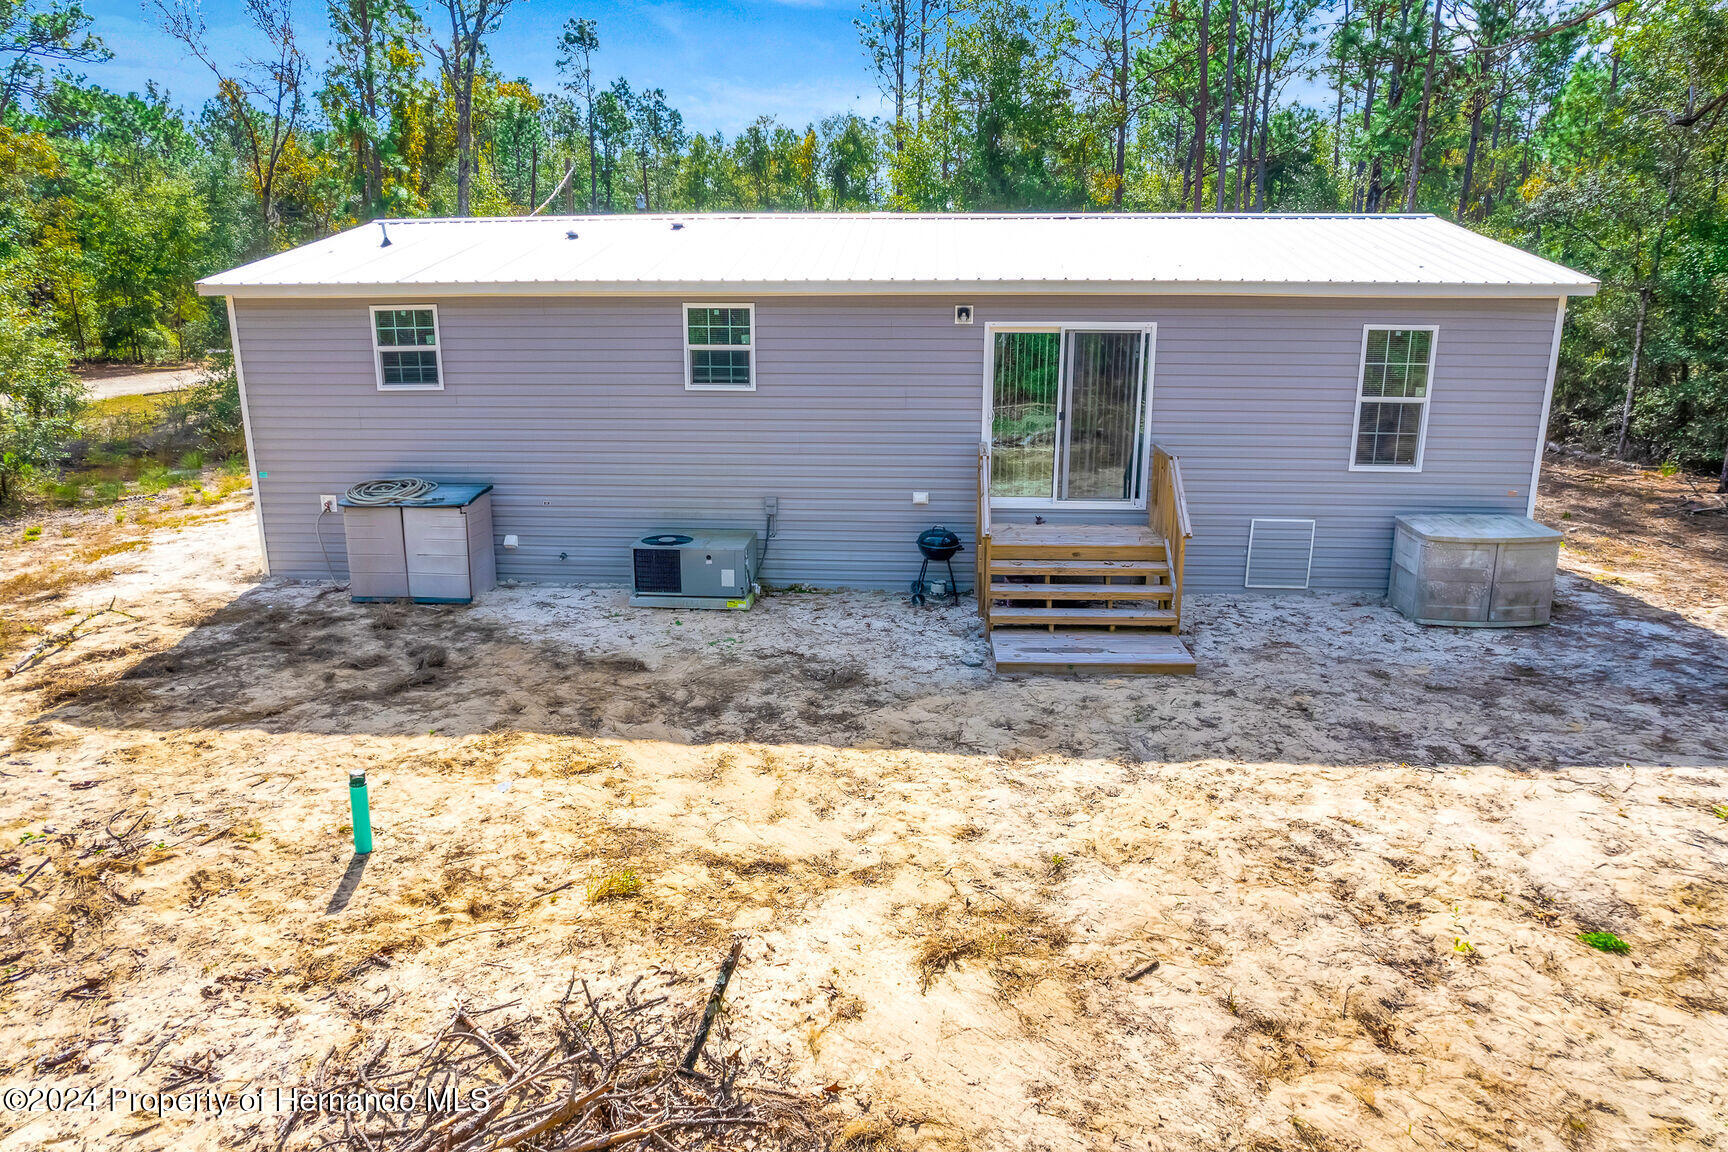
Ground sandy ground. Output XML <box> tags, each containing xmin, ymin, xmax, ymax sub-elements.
<box><xmin>0</xmin><ymin>457</ymin><xmax>1724</xmax><ymax>1151</ymax></box>
<box><xmin>76</xmin><ymin>365</ymin><xmax>202</xmax><ymax>401</ymax></box>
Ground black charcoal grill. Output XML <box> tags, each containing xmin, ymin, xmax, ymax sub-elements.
<box><xmin>911</xmin><ymin>526</ymin><xmax>964</xmax><ymax>606</ymax></box>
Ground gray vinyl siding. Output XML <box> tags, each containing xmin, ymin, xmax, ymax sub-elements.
<box><xmin>232</xmin><ymin>294</ymin><xmax>1560</xmax><ymax>593</ymax></box>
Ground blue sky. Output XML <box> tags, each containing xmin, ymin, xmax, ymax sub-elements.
<box><xmin>76</xmin><ymin>0</ymin><xmax>887</xmax><ymax>134</ymax></box>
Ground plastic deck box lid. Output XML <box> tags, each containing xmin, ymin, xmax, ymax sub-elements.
<box><xmin>1394</xmin><ymin>513</ymin><xmax>1559</xmax><ymax>545</ymax></box>
<box><xmin>337</xmin><ymin>482</ymin><xmax>493</xmax><ymax>508</ymax></box>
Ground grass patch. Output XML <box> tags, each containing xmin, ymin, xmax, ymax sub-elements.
<box><xmin>586</xmin><ymin>868</ymin><xmax>642</xmax><ymax>903</ymax></box>
<box><xmin>834</xmin><ymin>1118</ymin><xmax>901</xmax><ymax>1151</ymax></box>
<box><xmin>136</xmin><ymin>463</ymin><xmax>173</xmax><ymax>493</ymax></box>
<box><xmin>22</xmin><ymin>525</ymin><xmax>42</xmax><ymax>541</ymax></box>
<box><xmin>1578</xmin><ymin>931</ymin><xmax>1630</xmax><ymax>954</ymax></box>
<box><xmin>547</xmin><ymin>741</ymin><xmax>627</xmax><ymax>777</ymax></box>
<box><xmin>0</xmin><ymin>565</ymin><xmax>113</xmax><ymax>605</ymax></box>
<box><xmin>912</xmin><ymin>896</ymin><xmax>1071</xmax><ymax>993</ymax></box>
<box><xmin>84</xmin><ymin>392</ymin><xmax>177</xmax><ymax>423</ymax></box>
<box><xmin>77</xmin><ymin>538</ymin><xmax>148</xmax><ymax>564</ymax></box>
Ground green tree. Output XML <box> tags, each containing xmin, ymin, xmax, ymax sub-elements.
<box><xmin>0</xmin><ymin>286</ymin><xmax>82</xmax><ymax>506</ymax></box>
<box><xmin>555</xmin><ymin>16</ymin><xmax>599</xmax><ymax>210</ymax></box>
<box><xmin>0</xmin><ymin>0</ymin><xmax>106</xmax><ymax>120</ymax></box>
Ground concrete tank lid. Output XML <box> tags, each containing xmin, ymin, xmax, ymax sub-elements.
<box><xmin>1394</xmin><ymin>512</ymin><xmax>1561</xmax><ymax>543</ymax></box>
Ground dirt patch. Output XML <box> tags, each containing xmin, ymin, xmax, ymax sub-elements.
<box><xmin>0</xmin><ymin>471</ymin><xmax>1724</xmax><ymax>1150</ymax></box>
<box><xmin>1537</xmin><ymin>453</ymin><xmax>1728</xmax><ymax>631</ymax></box>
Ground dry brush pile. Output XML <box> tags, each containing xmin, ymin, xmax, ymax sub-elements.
<box><xmin>278</xmin><ymin>971</ymin><xmax>829</xmax><ymax>1152</ymax></box>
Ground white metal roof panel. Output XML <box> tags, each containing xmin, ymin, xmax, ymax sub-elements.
<box><xmin>197</xmin><ymin>213</ymin><xmax>1599</xmax><ymax>298</ymax></box>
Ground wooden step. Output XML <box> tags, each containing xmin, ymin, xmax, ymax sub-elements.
<box><xmin>989</xmin><ymin>580</ymin><xmax>1172</xmax><ymax>601</ymax></box>
<box><xmin>991</xmin><ymin>630</ymin><xmax>1196</xmax><ymax>675</ymax></box>
<box><xmin>988</xmin><ymin>524</ymin><xmax>1165</xmax><ymax>561</ymax></box>
<box><xmin>990</xmin><ymin>558</ymin><xmax>1169</xmax><ymax>579</ymax></box>
<box><xmin>988</xmin><ymin>606</ymin><xmax>1179</xmax><ymax>628</ymax></box>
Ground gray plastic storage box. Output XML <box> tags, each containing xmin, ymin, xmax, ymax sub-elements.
<box><xmin>340</xmin><ymin>483</ymin><xmax>496</xmax><ymax>604</ymax></box>
<box><xmin>1390</xmin><ymin>513</ymin><xmax>1561</xmax><ymax>627</ymax></box>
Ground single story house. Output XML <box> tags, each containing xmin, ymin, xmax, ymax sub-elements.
<box><xmin>197</xmin><ymin>213</ymin><xmax>1597</xmax><ymax>671</ymax></box>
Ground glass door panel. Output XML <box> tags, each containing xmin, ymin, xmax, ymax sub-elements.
<box><xmin>1061</xmin><ymin>330</ymin><xmax>1145</xmax><ymax>501</ymax></box>
<box><xmin>989</xmin><ymin>330</ymin><xmax>1061</xmax><ymax>499</ymax></box>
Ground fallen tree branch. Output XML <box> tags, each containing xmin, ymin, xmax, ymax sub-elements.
<box><xmin>4</xmin><ymin>599</ymin><xmax>141</xmax><ymax>679</ymax></box>
<box><xmin>681</xmin><ymin>937</ymin><xmax>745</xmax><ymax>1075</ymax></box>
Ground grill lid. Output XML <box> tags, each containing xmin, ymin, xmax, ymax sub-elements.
<box><xmin>917</xmin><ymin>526</ymin><xmax>963</xmax><ymax>561</ymax></box>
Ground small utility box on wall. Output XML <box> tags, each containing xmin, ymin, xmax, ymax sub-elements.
<box><xmin>340</xmin><ymin>483</ymin><xmax>496</xmax><ymax>604</ymax></box>
<box><xmin>1390</xmin><ymin>513</ymin><xmax>1561</xmax><ymax>627</ymax></box>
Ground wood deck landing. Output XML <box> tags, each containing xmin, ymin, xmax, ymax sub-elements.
<box><xmin>988</xmin><ymin>524</ymin><xmax>1162</xmax><ymax>549</ymax></box>
<box><xmin>990</xmin><ymin>630</ymin><xmax>1197</xmax><ymax>675</ymax></box>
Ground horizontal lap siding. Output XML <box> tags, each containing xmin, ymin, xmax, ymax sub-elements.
<box><xmin>1152</xmin><ymin>298</ymin><xmax>1556</xmax><ymax>592</ymax></box>
<box><xmin>234</xmin><ymin>294</ymin><xmax>1558</xmax><ymax>592</ymax></box>
<box><xmin>238</xmin><ymin>296</ymin><xmax>985</xmax><ymax>589</ymax></box>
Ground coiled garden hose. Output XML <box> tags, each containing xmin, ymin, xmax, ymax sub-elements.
<box><xmin>344</xmin><ymin>477</ymin><xmax>439</xmax><ymax>505</ymax></box>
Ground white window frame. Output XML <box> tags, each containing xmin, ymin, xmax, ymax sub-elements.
<box><xmin>1348</xmin><ymin>324</ymin><xmax>1437</xmax><ymax>473</ymax></box>
<box><xmin>369</xmin><ymin>304</ymin><xmax>443</xmax><ymax>392</ymax></box>
<box><xmin>980</xmin><ymin>321</ymin><xmax>1158</xmax><ymax>512</ymax></box>
<box><xmin>683</xmin><ymin>302</ymin><xmax>756</xmax><ymax>392</ymax></box>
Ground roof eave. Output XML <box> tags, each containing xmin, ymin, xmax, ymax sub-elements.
<box><xmin>198</xmin><ymin>279</ymin><xmax>1600</xmax><ymax>299</ymax></box>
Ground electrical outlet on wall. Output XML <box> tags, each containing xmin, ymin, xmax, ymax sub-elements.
<box><xmin>319</xmin><ymin>494</ymin><xmax>340</xmax><ymax>513</ymax></box>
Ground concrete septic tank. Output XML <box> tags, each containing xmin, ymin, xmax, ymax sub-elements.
<box><xmin>1390</xmin><ymin>513</ymin><xmax>1561</xmax><ymax>627</ymax></box>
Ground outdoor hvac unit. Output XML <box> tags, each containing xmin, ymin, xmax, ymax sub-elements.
<box><xmin>341</xmin><ymin>483</ymin><xmax>497</xmax><ymax>604</ymax></box>
<box><xmin>630</xmin><ymin>530</ymin><xmax>760</xmax><ymax>610</ymax></box>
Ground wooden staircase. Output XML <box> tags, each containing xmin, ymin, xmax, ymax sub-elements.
<box><xmin>976</xmin><ymin>447</ymin><xmax>1196</xmax><ymax>675</ymax></box>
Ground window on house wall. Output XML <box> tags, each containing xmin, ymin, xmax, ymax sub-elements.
<box><xmin>371</xmin><ymin>306</ymin><xmax>442</xmax><ymax>390</ymax></box>
<box><xmin>1352</xmin><ymin>326</ymin><xmax>1435</xmax><ymax>470</ymax></box>
<box><xmin>684</xmin><ymin>304</ymin><xmax>754</xmax><ymax>390</ymax></box>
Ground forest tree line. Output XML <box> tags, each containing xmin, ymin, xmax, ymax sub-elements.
<box><xmin>0</xmin><ymin>0</ymin><xmax>1725</xmax><ymax>488</ymax></box>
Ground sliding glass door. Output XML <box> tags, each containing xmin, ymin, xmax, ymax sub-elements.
<box><xmin>988</xmin><ymin>326</ymin><xmax>1151</xmax><ymax>505</ymax></box>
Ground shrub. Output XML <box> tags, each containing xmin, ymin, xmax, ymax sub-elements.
<box><xmin>1578</xmin><ymin>931</ymin><xmax>1630</xmax><ymax>954</ymax></box>
<box><xmin>585</xmin><ymin>868</ymin><xmax>642</xmax><ymax>903</ymax></box>
<box><xmin>177</xmin><ymin>450</ymin><xmax>205</xmax><ymax>470</ymax></box>
<box><xmin>157</xmin><ymin>353</ymin><xmax>244</xmax><ymax>460</ymax></box>
<box><xmin>137</xmin><ymin>462</ymin><xmax>172</xmax><ymax>493</ymax></box>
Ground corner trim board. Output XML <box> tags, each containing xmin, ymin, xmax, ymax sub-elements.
<box><xmin>1528</xmin><ymin>296</ymin><xmax>1568</xmax><ymax>518</ymax></box>
<box><xmin>225</xmin><ymin>296</ymin><xmax>270</xmax><ymax>576</ymax></box>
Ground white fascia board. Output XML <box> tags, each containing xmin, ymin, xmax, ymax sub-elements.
<box><xmin>197</xmin><ymin>279</ymin><xmax>1601</xmax><ymax>299</ymax></box>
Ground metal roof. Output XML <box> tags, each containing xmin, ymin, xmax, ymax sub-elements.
<box><xmin>197</xmin><ymin>212</ymin><xmax>1599</xmax><ymax>299</ymax></box>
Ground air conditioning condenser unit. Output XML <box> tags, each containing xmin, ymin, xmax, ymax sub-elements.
<box><xmin>630</xmin><ymin>530</ymin><xmax>760</xmax><ymax>610</ymax></box>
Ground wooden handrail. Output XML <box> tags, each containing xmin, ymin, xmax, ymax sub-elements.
<box><xmin>976</xmin><ymin>441</ymin><xmax>991</xmax><ymax>621</ymax></box>
<box><xmin>1149</xmin><ymin>446</ymin><xmax>1192</xmax><ymax>632</ymax></box>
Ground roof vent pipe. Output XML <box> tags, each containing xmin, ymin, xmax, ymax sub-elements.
<box><xmin>378</xmin><ymin>222</ymin><xmax>391</xmax><ymax>248</ymax></box>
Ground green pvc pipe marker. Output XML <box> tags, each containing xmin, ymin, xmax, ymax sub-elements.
<box><xmin>349</xmin><ymin>772</ymin><xmax>373</xmax><ymax>854</ymax></box>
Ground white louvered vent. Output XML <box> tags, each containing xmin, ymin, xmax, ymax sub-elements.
<box><xmin>1245</xmin><ymin>518</ymin><xmax>1316</xmax><ymax>589</ymax></box>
